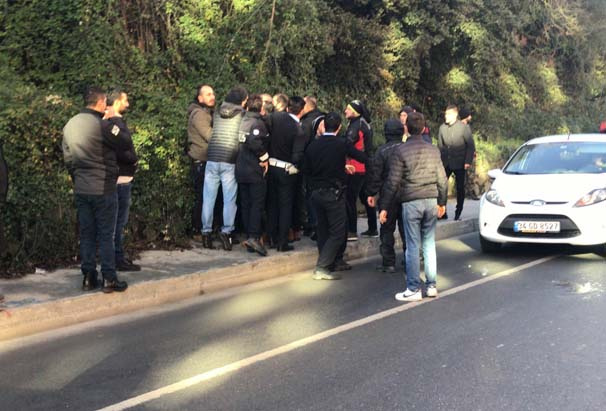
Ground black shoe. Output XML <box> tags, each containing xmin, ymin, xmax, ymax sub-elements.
<box><xmin>438</xmin><ymin>213</ymin><xmax>448</xmax><ymax>220</ymax></box>
<box><xmin>116</xmin><ymin>259</ymin><xmax>141</xmax><ymax>272</ymax></box>
<box><xmin>218</xmin><ymin>232</ymin><xmax>233</xmax><ymax>251</ymax></box>
<box><xmin>201</xmin><ymin>233</ymin><xmax>213</xmax><ymax>249</ymax></box>
<box><xmin>244</xmin><ymin>238</ymin><xmax>267</xmax><ymax>257</ymax></box>
<box><xmin>82</xmin><ymin>271</ymin><xmax>99</xmax><ymax>291</ymax></box>
<box><xmin>102</xmin><ymin>278</ymin><xmax>128</xmax><ymax>293</ymax></box>
<box><xmin>375</xmin><ymin>264</ymin><xmax>396</xmax><ymax>273</ymax></box>
<box><xmin>277</xmin><ymin>244</ymin><xmax>294</xmax><ymax>252</ymax></box>
<box><xmin>347</xmin><ymin>232</ymin><xmax>358</xmax><ymax>241</ymax></box>
<box><xmin>454</xmin><ymin>211</ymin><xmax>462</xmax><ymax>221</ymax></box>
<box><xmin>332</xmin><ymin>260</ymin><xmax>352</xmax><ymax>271</ymax></box>
<box><xmin>360</xmin><ymin>229</ymin><xmax>379</xmax><ymax>238</ymax></box>
<box><xmin>310</xmin><ymin>231</ymin><xmax>317</xmax><ymax>241</ymax></box>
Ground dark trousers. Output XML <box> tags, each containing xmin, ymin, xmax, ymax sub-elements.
<box><xmin>311</xmin><ymin>188</ymin><xmax>347</xmax><ymax>271</ymax></box>
<box><xmin>346</xmin><ymin>173</ymin><xmax>376</xmax><ymax>234</ymax></box>
<box><xmin>292</xmin><ymin>174</ymin><xmax>307</xmax><ymax>231</ymax></box>
<box><xmin>239</xmin><ymin>181</ymin><xmax>267</xmax><ymax>238</ymax></box>
<box><xmin>114</xmin><ymin>182</ymin><xmax>132</xmax><ymax>264</ymax></box>
<box><xmin>345</xmin><ymin>174</ymin><xmax>364</xmax><ymax>233</ymax></box>
<box><xmin>191</xmin><ymin>161</ymin><xmax>205</xmax><ymax>234</ymax></box>
<box><xmin>191</xmin><ymin>160</ymin><xmax>223</xmax><ymax>234</ymax></box>
<box><xmin>445</xmin><ymin>167</ymin><xmax>466</xmax><ymax>216</ymax></box>
<box><xmin>267</xmin><ymin>167</ymin><xmax>297</xmax><ymax>247</ymax></box>
<box><xmin>380</xmin><ymin>201</ymin><xmax>405</xmax><ymax>267</ymax></box>
<box><xmin>304</xmin><ymin>177</ymin><xmax>317</xmax><ymax>229</ymax></box>
<box><xmin>360</xmin><ymin>177</ymin><xmax>377</xmax><ymax>232</ymax></box>
<box><xmin>75</xmin><ymin>192</ymin><xmax>118</xmax><ymax>281</ymax></box>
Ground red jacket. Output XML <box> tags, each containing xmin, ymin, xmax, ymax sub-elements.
<box><xmin>345</xmin><ymin>116</ymin><xmax>373</xmax><ymax>174</ymax></box>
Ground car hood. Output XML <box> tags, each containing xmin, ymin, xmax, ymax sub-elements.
<box><xmin>492</xmin><ymin>173</ymin><xmax>606</xmax><ymax>203</ymax></box>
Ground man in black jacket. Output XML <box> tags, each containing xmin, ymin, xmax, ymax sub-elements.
<box><xmin>62</xmin><ymin>86</ymin><xmax>133</xmax><ymax>293</ymax></box>
<box><xmin>366</xmin><ymin>119</ymin><xmax>406</xmax><ymax>273</ymax></box>
<box><xmin>266</xmin><ymin>96</ymin><xmax>306</xmax><ymax>251</ymax></box>
<box><xmin>202</xmin><ymin>86</ymin><xmax>247</xmax><ymax>250</ymax></box>
<box><xmin>344</xmin><ymin>100</ymin><xmax>376</xmax><ymax>241</ymax></box>
<box><xmin>380</xmin><ymin>112</ymin><xmax>447</xmax><ymax>302</ymax></box>
<box><xmin>303</xmin><ymin>112</ymin><xmax>368</xmax><ymax>280</ymax></box>
<box><xmin>298</xmin><ymin>96</ymin><xmax>324</xmax><ymax>237</ymax></box>
<box><xmin>105</xmin><ymin>89</ymin><xmax>140</xmax><ymax>272</ymax></box>
<box><xmin>437</xmin><ymin>104</ymin><xmax>475</xmax><ymax>220</ymax></box>
<box><xmin>187</xmin><ymin>84</ymin><xmax>215</xmax><ymax>239</ymax></box>
<box><xmin>236</xmin><ymin>94</ymin><xmax>270</xmax><ymax>256</ymax></box>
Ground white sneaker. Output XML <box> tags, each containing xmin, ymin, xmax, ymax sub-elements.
<box><xmin>395</xmin><ymin>288</ymin><xmax>422</xmax><ymax>302</ymax></box>
<box><xmin>426</xmin><ymin>286</ymin><xmax>438</xmax><ymax>298</ymax></box>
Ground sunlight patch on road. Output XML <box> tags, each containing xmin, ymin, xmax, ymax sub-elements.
<box><xmin>152</xmin><ymin>339</ymin><xmax>249</xmax><ymax>390</ymax></box>
<box><xmin>219</xmin><ymin>289</ymin><xmax>281</xmax><ymax>320</ymax></box>
<box><xmin>286</xmin><ymin>274</ymin><xmax>332</xmax><ymax>296</ymax></box>
<box><xmin>439</xmin><ymin>238</ymin><xmax>477</xmax><ymax>253</ymax></box>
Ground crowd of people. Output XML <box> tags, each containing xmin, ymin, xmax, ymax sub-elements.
<box><xmin>59</xmin><ymin>84</ymin><xmax>477</xmax><ymax>301</ymax></box>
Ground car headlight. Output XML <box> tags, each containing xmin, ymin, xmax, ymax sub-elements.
<box><xmin>574</xmin><ymin>188</ymin><xmax>606</xmax><ymax>207</ymax></box>
<box><xmin>485</xmin><ymin>189</ymin><xmax>505</xmax><ymax>207</ymax></box>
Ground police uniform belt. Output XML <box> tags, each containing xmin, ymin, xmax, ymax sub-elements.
<box><xmin>268</xmin><ymin>157</ymin><xmax>299</xmax><ymax>174</ymax></box>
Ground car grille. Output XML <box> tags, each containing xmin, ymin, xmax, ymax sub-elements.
<box><xmin>510</xmin><ymin>201</ymin><xmax>568</xmax><ymax>205</ymax></box>
<box><xmin>497</xmin><ymin>214</ymin><xmax>581</xmax><ymax>239</ymax></box>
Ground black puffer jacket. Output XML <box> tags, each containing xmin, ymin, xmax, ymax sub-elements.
<box><xmin>235</xmin><ymin>111</ymin><xmax>269</xmax><ymax>184</ymax></box>
<box><xmin>366</xmin><ymin>119</ymin><xmax>403</xmax><ymax>209</ymax></box>
<box><xmin>207</xmin><ymin>102</ymin><xmax>245</xmax><ymax>164</ymax></box>
<box><xmin>381</xmin><ymin>135</ymin><xmax>447</xmax><ymax>211</ymax></box>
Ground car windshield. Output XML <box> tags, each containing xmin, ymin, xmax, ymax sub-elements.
<box><xmin>504</xmin><ymin>141</ymin><xmax>606</xmax><ymax>174</ymax></box>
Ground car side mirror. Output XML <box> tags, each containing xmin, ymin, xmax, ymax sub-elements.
<box><xmin>487</xmin><ymin>169</ymin><xmax>502</xmax><ymax>179</ymax></box>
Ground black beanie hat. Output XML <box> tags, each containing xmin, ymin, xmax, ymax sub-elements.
<box><xmin>384</xmin><ymin>118</ymin><xmax>404</xmax><ymax>141</ymax></box>
<box><xmin>348</xmin><ymin>99</ymin><xmax>372</xmax><ymax>123</ymax></box>
<box><xmin>459</xmin><ymin>107</ymin><xmax>472</xmax><ymax>120</ymax></box>
<box><xmin>348</xmin><ymin>100</ymin><xmax>364</xmax><ymax>116</ymax></box>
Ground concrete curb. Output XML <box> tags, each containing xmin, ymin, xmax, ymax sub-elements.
<box><xmin>0</xmin><ymin>219</ymin><xmax>479</xmax><ymax>341</ymax></box>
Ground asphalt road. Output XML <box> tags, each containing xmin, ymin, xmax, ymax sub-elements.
<box><xmin>1</xmin><ymin>233</ymin><xmax>605</xmax><ymax>411</ymax></box>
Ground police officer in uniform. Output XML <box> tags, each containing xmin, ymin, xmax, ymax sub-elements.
<box><xmin>235</xmin><ymin>94</ymin><xmax>270</xmax><ymax>256</ymax></box>
<box><xmin>302</xmin><ymin>112</ymin><xmax>368</xmax><ymax>280</ymax></box>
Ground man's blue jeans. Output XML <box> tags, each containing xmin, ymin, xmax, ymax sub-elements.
<box><xmin>114</xmin><ymin>182</ymin><xmax>132</xmax><ymax>264</ymax></box>
<box><xmin>402</xmin><ymin>198</ymin><xmax>438</xmax><ymax>292</ymax></box>
<box><xmin>75</xmin><ymin>192</ymin><xmax>118</xmax><ymax>281</ymax></box>
<box><xmin>202</xmin><ymin>161</ymin><xmax>237</xmax><ymax>234</ymax></box>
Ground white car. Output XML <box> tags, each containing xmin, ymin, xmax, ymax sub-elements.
<box><xmin>479</xmin><ymin>134</ymin><xmax>606</xmax><ymax>254</ymax></box>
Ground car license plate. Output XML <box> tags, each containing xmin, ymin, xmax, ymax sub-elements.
<box><xmin>513</xmin><ymin>221</ymin><xmax>560</xmax><ymax>233</ymax></box>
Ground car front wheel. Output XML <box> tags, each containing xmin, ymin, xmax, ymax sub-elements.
<box><xmin>594</xmin><ymin>243</ymin><xmax>606</xmax><ymax>257</ymax></box>
<box><xmin>480</xmin><ymin>234</ymin><xmax>501</xmax><ymax>253</ymax></box>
